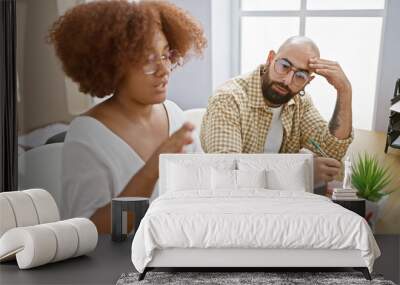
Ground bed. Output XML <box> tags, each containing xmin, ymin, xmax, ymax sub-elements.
<box><xmin>131</xmin><ymin>154</ymin><xmax>380</xmax><ymax>280</ymax></box>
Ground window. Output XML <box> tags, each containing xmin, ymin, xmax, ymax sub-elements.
<box><xmin>237</xmin><ymin>0</ymin><xmax>385</xmax><ymax>130</ymax></box>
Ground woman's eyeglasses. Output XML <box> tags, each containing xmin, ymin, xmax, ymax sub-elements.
<box><xmin>143</xmin><ymin>49</ymin><xmax>183</xmax><ymax>75</ymax></box>
<box><xmin>274</xmin><ymin>58</ymin><xmax>311</xmax><ymax>87</ymax></box>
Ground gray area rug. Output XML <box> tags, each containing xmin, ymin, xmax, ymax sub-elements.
<box><xmin>116</xmin><ymin>271</ymin><xmax>396</xmax><ymax>285</ymax></box>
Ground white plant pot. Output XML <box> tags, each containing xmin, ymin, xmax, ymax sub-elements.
<box><xmin>365</xmin><ymin>196</ymin><xmax>389</xmax><ymax>232</ymax></box>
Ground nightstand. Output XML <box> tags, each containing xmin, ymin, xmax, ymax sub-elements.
<box><xmin>111</xmin><ymin>197</ymin><xmax>149</xmax><ymax>242</ymax></box>
<box><xmin>332</xmin><ymin>198</ymin><xmax>365</xmax><ymax>217</ymax></box>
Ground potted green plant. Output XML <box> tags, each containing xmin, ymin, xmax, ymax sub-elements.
<box><xmin>351</xmin><ymin>152</ymin><xmax>397</xmax><ymax>230</ymax></box>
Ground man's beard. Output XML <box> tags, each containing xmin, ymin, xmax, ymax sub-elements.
<box><xmin>261</xmin><ymin>69</ymin><xmax>297</xmax><ymax>105</ymax></box>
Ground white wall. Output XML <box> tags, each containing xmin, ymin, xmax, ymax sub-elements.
<box><xmin>17</xmin><ymin>0</ymin><xmax>73</xmax><ymax>134</ymax></box>
<box><xmin>211</xmin><ymin>0</ymin><xmax>232</xmax><ymax>91</ymax></box>
<box><xmin>373</xmin><ymin>0</ymin><xmax>400</xmax><ymax>131</ymax></box>
<box><xmin>167</xmin><ymin>0</ymin><xmax>233</xmax><ymax>110</ymax></box>
<box><xmin>167</xmin><ymin>0</ymin><xmax>212</xmax><ymax>110</ymax></box>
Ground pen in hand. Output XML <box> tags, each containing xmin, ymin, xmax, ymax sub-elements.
<box><xmin>308</xmin><ymin>138</ymin><xmax>329</xmax><ymax>158</ymax></box>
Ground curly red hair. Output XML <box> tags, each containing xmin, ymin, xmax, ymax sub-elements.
<box><xmin>48</xmin><ymin>0</ymin><xmax>207</xmax><ymax>98</ymax></box>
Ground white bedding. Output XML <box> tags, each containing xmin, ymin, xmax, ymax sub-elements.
<box><xmin>131</xmin><ymin>190</ymin><xmax>380</xmax><ymax>273</ymax></box>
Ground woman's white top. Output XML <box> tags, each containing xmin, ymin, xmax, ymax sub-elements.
<box><xmin>61</xmin><ymin>100</ymin><xmax>202</xmax><ymax>219</ymax></box>
<box><xmin>264</xmin><ymin>106</ymin><xmax>283</xmax><ymax>153</ymax></box>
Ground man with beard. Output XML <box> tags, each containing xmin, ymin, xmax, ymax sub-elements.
<box><xmin>200</xmin><ymin>36</ymin><xmax>353</xmax><ymax>183</ymax></box>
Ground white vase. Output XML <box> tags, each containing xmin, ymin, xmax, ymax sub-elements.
<box><xmin>365</xmin><ymin>196</ymin><xmax>389</xmax><ymax>232</ymax></box>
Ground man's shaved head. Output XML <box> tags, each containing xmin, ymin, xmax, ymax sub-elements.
<box><xmin>277</xmin><ymin>36</ymin><xmax>320</xmax><ymax>58</ymax></box>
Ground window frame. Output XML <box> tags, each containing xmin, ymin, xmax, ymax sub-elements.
<box><xmin>232</xmin><ymin>0</ymin><xmax>386</xmax><ymax>75</ymax></box>
<box><xmin>232</xmin><ymin>0</ymin><xmax>388</xmax><ymax>130</ymax></box>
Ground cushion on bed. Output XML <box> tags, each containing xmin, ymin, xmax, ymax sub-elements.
<box><xmin>211</xmin><ymin>168</ymin><xmax>236</xmax><ymax>190</ymax></box>
<box><xmin>211</xmin><ymin>169</ymin><xmax>267</xmax><ymax>191</ymax></box>
<box><xmin>166</xmin><ymin>159</ymin><xmax>236</xmax><ymax>192</ymax></box>
<box><xmin>237</xmin><ymin>169</ymin><xmax>267</xmax><ymax>189</ymax></box>
<box><xmin>160</xmin><ymin>154</ymin><xmax>313</xmax><ymax>194</ymax></box>
<box><xmin>167</xmin><ymin>163</ymin><xmax>211</xmax><ymax>191</ymax></box>
<box><xmin>266</xmin><ymin>162</ymin><xmax>307</xmax><ymax>191</ymax></box>
<box><xmin>238</xmin><ymin>159</ymin><xmax>308</xmax><ymax>191</ymax></box>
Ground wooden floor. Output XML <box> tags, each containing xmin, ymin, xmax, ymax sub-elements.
<box><xmin>346</xmin><ymin>129</ymin><xmax>400</xmax><ymax>234</ymax></box>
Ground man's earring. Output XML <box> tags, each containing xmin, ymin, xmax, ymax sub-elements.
<box><xmin>299</xmin><ymin>90</ymin><xmax>305</xmax><ymax>96</ymax></box>
<box><xmin>261</xmin><ymin>65</ymin><xmax>267</xmax><ymax>74</ymax></box>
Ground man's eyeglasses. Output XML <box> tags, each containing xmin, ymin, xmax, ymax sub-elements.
<box><xmin>143</xmin><ymin>49</ymin><xmax>183</xmax><ymax>75</ymax></box>
<box><xmin>274</xmin><ymin>58</ymin><xmax>311</xmax><ymax>87</ymax></box>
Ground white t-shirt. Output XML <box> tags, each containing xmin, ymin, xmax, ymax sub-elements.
<box><xmin>61</xmin><ymin>100</ymin><xmax>202</xmax><ymax>219</ymax></box>
<box><xmin>264</xmin><ymin>106</ymin><xmax>283</xmax><ymax>153</ymax></box>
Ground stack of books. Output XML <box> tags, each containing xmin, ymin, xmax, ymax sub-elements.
<box><xmin>332</xmin><ymin>188</ymin><xmax>358</xmax><ymax>200</ymax></box>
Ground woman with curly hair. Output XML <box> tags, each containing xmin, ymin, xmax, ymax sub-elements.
<box><xmin>48</xmin><ymin>0</ymin><xmax>207</xmax><ymax>233</ymax></box>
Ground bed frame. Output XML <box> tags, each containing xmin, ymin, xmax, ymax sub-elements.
<box><xmin>138</xmin><ymin>154</ymin><xmax>371</xmax><ymax>281</ymax></box>
<box><xmin>139</xmin><ymin>248</ymin><xmax>371</xmax><ymax>280</ymax></box>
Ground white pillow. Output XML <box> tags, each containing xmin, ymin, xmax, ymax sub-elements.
<box><xmin>211</xmin><ymin>168</ymin><xmax>237</xmax><ymax>190</ymax></box>
<box><xmin>211</xmin><ymin>169</ymin><xmax>267</xmax><ymax>190</ymax></box>
<box><xmin>167</xmin><ymin>163</ymin><xmax>211</xmax><ymax>191</ymax></box>
<box><xmin>266</xmin><ymin>162</ymin><xmax>307</xmax><ymax>191</ymax></box>
<box><xmin>236</xmin><ymin>169</ymin><xmax>267</xmax><ymax>189</ymax></box>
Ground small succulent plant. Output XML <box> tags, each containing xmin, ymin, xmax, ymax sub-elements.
<box><xmin>351</xmin><ymin>153</ymin><xmax>397</xmax><ymax>202</ymax></box>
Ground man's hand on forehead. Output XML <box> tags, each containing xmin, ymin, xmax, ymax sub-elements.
<box><xmin>309</xmin><ymin>58</ymin><xmax>339</xmax><ymax>71</ymax></box>
<box><xmin>308</xmin><ymin>57</ymin><xmax>351</xmax><ymax>95</ymax></box>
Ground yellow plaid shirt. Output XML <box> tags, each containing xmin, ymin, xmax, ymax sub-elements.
<box><xmin>200</xmin><ymin>65</ymin><xmax>353</xmax><ymax>161</ymax></box>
